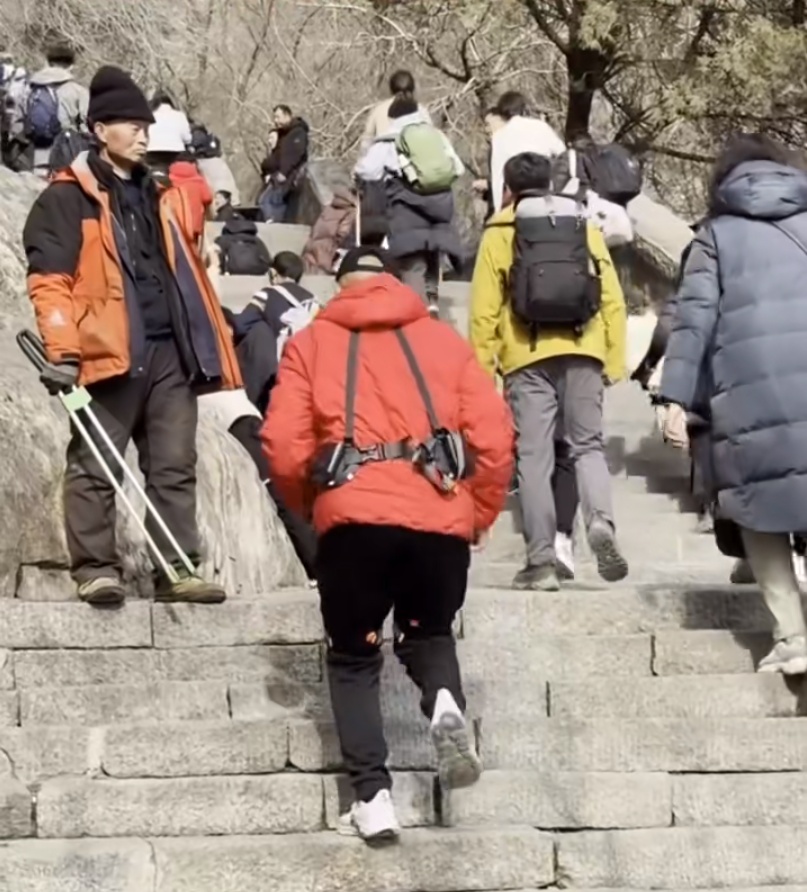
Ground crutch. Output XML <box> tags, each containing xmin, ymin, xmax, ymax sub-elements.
<box><xmin>16</xmin><ymin>329</ymin><xmax>194</xmax><ymax>585</ymax></box>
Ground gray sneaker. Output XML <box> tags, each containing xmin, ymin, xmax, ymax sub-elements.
<box><xmin>77</xmin><ymin>576</ymin><xmax>126</xmax><ymax>607</ymax></box>
<box><xmin>512</xmin><ymin>564</ymin><xmax>560</xmax><ymax>592</ymax></box>
<box><xmin>758</xmin><ymin>636</ymin><xmax>807</xmax><ymax>675</ymax></box>
<box><xmin>588</xmin><ymin>519</ymin><xmax>629</xmax><ymax>582</ymax></box>
<box><xmin>154</xmin><ymin>570</ymin><xmax>227</xmax><ymax>604</ymax></box>
<box><xmin>431</xmin><ymin>692</ymin><xmax>482</xmax><ymax>790</ymax></box>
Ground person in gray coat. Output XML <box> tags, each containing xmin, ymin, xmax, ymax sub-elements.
<box><xmin>659</xmin><ymin>133</ymin><xmax>807</xmax><ymax>676</ymax></box>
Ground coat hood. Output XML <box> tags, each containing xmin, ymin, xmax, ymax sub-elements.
<box><xmin>711</xmin><ymin>160</ymin><xmax>807</xmax><ymax>220</ymax></box>
<box><xmin>381</xmin><ymin>111</ymin><xmax>428</xmax><ymax>138</ymax></box>
<box><xmin>316</xmin><ymin>274</ymin><xmax>429</xmax><ymax>331</ymax></box>
<box><xmin>169</xmin><ymin>161</ymin><xmax>204</xmax><ymax>183</ymax></box>
<box><xmin>30</xmin><ymin>65</ymin><xmax>74</xmax><ymax>86</ymax></box>
<box><xmin>222</xmin><ymin>217</ymin><xmax>258</xmax><ymax>236</ymax></box>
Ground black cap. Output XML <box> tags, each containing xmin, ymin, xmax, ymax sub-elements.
<box><xmin>88</xmin><ymin>65</ymin><xmax>154</xmax><ymax>127</ymax></box>
<box><xmin>336</xmin><ymin>246</ymin><xmax>397</xmax><ymax>281</ymax></box>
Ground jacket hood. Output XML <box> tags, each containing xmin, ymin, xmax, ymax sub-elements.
<box><xmin>711</xmin><ymin>160</ymin><xmax>807</xmax><ymax>220</ymax></box>
<box><xmin>331</xmin><ymin>186</ymin><xmax>355</xmax><ymax>209</ymax></box>
<box><xmin>169</xmin><ymin>161</ymin><xmax>204</xmax><ymax>182</ymax></box>
<box><xmin>317</xmin><ymin>274</ymin><xmax>429</xmax><ymax>331</ymax></box>
<box><xmin>30</xmin><ymin>66</ymin><xmax>74</xmax><ymax>86</ymax></box>
<box><xmin>223</xmin><ymin>217</ymin><xmax>258</xmax><ymax>236</ymax></box>
<box><xmin>381</xmin><ymin>111</ymin><xmax>427</xmax><ymax>138</ymax></box>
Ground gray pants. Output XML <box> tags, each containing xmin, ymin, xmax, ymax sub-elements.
<box><xmin>399</xmin><ymin>251</ymin><xmax>440</xmax><ymax>307</ymax></box>
<box><xmin>506</xmin><ymin>356</ymin><xmax>614</xmax><ymax>567</ymax></box>
<box><xmin>65</xmin><ymin>340</ymin><xmax>200</xmax><ymax>583</ymax></box>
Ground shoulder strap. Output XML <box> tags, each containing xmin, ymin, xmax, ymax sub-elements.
<box><xmin>271</xmin><ymin>283</ymin><xmax>304</xmax><ymax>310</ymax></box>
<box><xmin>394</xmin><ymin>328</ymin><xmax>441</xmax><ymax>432</ymax></box>
<box><xmin>344</xmin><ymin>331</ymin><xmax>360</xmax><ymax>445</ymax></box>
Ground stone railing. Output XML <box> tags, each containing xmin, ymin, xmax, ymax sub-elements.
<box><xmin>300</xmin><ymin>160</ymin><xmax>695</xmax><ymax>313</ymax></box>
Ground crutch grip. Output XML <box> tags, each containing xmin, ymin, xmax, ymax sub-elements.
<box><xmin>16</xmin><ymin>329</ymin><xmax>49</xmax><ymax>374</ymax></box>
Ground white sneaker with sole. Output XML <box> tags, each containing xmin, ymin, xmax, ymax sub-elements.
<box><xmin>758</xmin><ymin>636</ymin><xmax>807</xmax><ymax>676</ymax></box>
<box><xmin>430</xmin><ymin>688</ymin><xmax>482</xmax><ymax>789</ymax></box>
<box><xmin>554</xmin><ymin>532</ymin><xmax>575</xmax><ymax>580</ymax></box>
<box><xmin>338</xmin><ymin>789</ymin><xmax>400</xmax><ymax>843</ymax></box>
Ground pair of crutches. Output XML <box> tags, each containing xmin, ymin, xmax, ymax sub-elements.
<box><xmin>17</xmin><ymin>329</ymin><xmax>195</xmax><ymax>585</ymax></box>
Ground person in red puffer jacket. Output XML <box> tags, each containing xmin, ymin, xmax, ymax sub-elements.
<box><xmin>169</xmin><ymin>158</ymin><xmax>213</xmax><ymax>244</ymax></box>
<box><xmin>262</xmin><ymin>246</ymin><xmax>513</xmax><ymax>843</ymax></box>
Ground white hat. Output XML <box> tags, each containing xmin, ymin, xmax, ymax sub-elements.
<box><xmin>147</xmin><ymin>117</ymin><xmax>185</xmax><ymax>154</ymax></box>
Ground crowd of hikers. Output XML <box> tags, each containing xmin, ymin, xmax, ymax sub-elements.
<box><xmin>6</xmin><ymin>44</ymin><xmax>807</xmax><ymax>841</ymax></box>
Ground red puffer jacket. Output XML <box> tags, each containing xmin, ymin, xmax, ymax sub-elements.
<box><xmin>262</xmin><ymin>274</ymin><xmax>514</xmax><ymax>539</ymax></box>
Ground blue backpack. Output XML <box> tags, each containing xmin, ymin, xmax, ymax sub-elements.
<box><xmin>24</xmin><ymin>85</ymin><xmax>62</xmax><ymax>147</ymax></box>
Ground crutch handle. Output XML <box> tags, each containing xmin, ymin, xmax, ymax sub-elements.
<box><xmin>16</xmin><ymin>329</ymin><xmax>49</xmax><ymax>373</ymax></box>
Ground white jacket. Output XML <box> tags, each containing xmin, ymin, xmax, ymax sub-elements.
<box><xmin>152</xmin><ymin>103</ymin><xmax>192</xmax><ymax>149</ymax></box>
<box><xmin>353</xmin><ymin>111</ymin><xmax>465</xmax><ymax>182</ymax></box>
<box><xmin>490</xmin><ymin>115</ymin><xmax>565</xmax><ymax>212</ymax></box>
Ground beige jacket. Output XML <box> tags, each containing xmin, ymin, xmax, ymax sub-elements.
<box><xmin>360</xmin><ymin>98</ymin><xmax>432</xmax><ymax>152</ymax></box>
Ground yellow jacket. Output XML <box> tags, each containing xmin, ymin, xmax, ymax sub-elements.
<box><xmin>469</xmin><ymin>206</ymin><xmax>627</xmax><ymax>382</ymax></box>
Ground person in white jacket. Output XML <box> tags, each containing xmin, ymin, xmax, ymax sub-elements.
<box><xmin>150</xmin><ymin>90</ymin><xmax>192</xmax><ymax>151</ymax></box>
<box><xmin>489</xmin><ymin>91</ymin><xmax>565</xmax><ymax>213</ymax></box>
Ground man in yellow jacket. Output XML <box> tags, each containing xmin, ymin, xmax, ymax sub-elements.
<box><xmin>470</xmin><ymin>151</ymin><xmax>628</xmax><ymax>590</ymax></box>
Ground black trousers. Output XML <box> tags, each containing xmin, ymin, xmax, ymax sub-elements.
<box><xmin>553</xmin><ymin>437</ymin><xmax>579</xmax><ymax>536</ymax></box>
<box><xmin>228</xmin><ymin>416</ymin><xmax>318</xmax><ymax>579</ymax></box>
<box><xmin>65</xmin><ymin>339</ymin><xmax>199</xmax><ymax>584</ymax></box>
<box><xmin>317</xmin><ymin>523</ymin><xmax>470</xmax><ymax>802</ymax></box>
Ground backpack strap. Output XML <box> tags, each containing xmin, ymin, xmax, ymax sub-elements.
<box><xmin>393</xmin><ymin>328</ymin><xmax>441</xmax><ymax>433</ymax></box>
<box><xmin>343</xmin><ymin>330</ymin><xmax>361</xmax><ymax>446</ymax></box>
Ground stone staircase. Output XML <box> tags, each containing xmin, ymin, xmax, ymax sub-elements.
<box><xmin>0</xmin><ymin>225</ymin><xmax>803</xmax><ymax>891</ymax></box>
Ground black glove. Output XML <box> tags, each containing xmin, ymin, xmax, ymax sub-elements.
<box><xmin>39</xmin><ymin>360</ymin><xmax>79</xmax><ymax>395</ymax></box>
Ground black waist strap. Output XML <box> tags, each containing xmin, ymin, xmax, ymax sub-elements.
<box><xmin>342</xmin><ymin>439</ymin><xmax>413</xmax><ymax>466</ymax></box>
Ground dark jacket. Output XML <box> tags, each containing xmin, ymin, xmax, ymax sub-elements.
<box><xmin>260</xmin><ymin>118</ymin><xmax>309</xmax><ymax>184</ymax></box>
<box><xmin>215</xmin><ymin>217</ymin><xmax>271</xmax><ymax>276</ymax></box>
<box><xmin>230</xmin><ymin>282</ymin><xmax>316</xmax><ymax>414</ymax></box>
<box><xmin>659</xmin><ymin>160</ymin><xmax>807</xmax><ymax>533</ymax></box>
<box><xmin>23</xmin><ymin>149</ymin><xmax>241</xmax><ymax>390</ymax></box>
<box><xmin>386</xmin><ymin>179</ymin><xmax>463</xmax><ymax>268</ymax></box>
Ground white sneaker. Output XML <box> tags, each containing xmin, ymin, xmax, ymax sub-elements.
<box><xmin>430</xmin><ymin>688</ymin><xmax>482</xmax><ymax>790</ymax></box>
<box><xmin>554</xmin><ymin>532</ymin><xmax>575</xmax><ymax>580</ymax></box>
<box><xmin>338</xmin><ymin>789</ymin><xmax>400</xmax><ymax>843</ymax></box>
<box><xmin>758</xmin><ymin>636</ymin><xmax>807</xmax><ymax>675</ymax></box>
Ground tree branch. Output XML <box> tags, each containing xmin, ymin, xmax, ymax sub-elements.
<box><xmin>520</xmin><ymin>0</ymin><xmax>569</xmax><ymax>53</ymax></box>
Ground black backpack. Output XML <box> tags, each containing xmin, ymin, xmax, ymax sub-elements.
<box><xmin>219</xmin><ymin>235</ymin><xmax>271</xmax><ymax>276</ymax></box>
<box><xmin>48</xmin><ymin>130</ymin><xmax>92</xmax><ymax>175</ymax></box>
<box><xmin>190</xmin><ymin>123</ymin><xmax>222</xmax><ymax>159</ymax></box>
<box><xmin>581</xmin><ymin>143</ymin><xmax>642</xmax><ymax>206</ymax></box>
<box><xmin>509</xmin><ymin>197</ymin><xmax>601</xmax><ymax>341</ymax></box>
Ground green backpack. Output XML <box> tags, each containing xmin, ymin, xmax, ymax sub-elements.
<box><xmin>395</xmin><ymin>122</ymin><xmax>458</xmax><ymax>194</ymax></box>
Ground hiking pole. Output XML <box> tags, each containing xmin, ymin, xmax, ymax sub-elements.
<box><xmin>16</xmin><ymin>330</ymin><xmax>195</xmax><ymax>585</ymax></box>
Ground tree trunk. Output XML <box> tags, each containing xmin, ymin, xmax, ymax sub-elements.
<box><xmin>564</xmin><ymin>46</ymin><xmax>609</xmax><ymax>142</ymax></box>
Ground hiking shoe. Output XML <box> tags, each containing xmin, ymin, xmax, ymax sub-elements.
<box><xmin>512</xmin><ymin>564</ymin><xmax>560</xmax><ymax>591</ymax></box>
<box><xmin>758</xmin><ymin>636</ymin><xmax>807</xmax><ymax>676</ymax></box>
<box><xmin>730</xmin><ymin>558</ymin><xmax>755</xmax><ymax>585</ymax></box>
<box><xmin>338</xmin><ymin>789</ymin><xmax>400</xmax><ymax>844</ymax></box>
<box><xmin>554</xmin><ymin>532</ymin><xmax>575</xmax><ymax>580</ymax></box>
<box><xmin>588</xmin><ymin>519</ymin><xmax>629</xmax><ymax>582</ymax></box>
<box><xmin>154</xmin><ymin>570</ymin><xmax>227</xmax><ymax>604</ymax></box>
<box><xmin>431</xmin><ymin>688</ymin><xmax>482</xmax><ymax>790</ymax></box>
<box><xmin>77</xmin><ymin>576</ymin><xmax>126</xmax><ymax>607</ymax></box>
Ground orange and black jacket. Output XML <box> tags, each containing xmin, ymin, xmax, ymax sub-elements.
<box><xmin>23</xmin><ymin>149</ymin><xmax>242</xmax><ymax>390</ymax></box>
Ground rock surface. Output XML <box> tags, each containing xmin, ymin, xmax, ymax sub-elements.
<box><xmin>0</xmin><ymin>167</ymin><xmax>304</xmax><ymax>598</ymax></box>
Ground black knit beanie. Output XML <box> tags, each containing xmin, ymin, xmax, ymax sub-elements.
<box><xmin>88</xmin><ymin>65</ymin><xmax>154</xmax><ymax>126</ymax></box>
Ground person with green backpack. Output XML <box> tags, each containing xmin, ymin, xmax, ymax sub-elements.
<box><xmin>354</xmin><ymin>94</ymin><xmax>465</xmax><ymax>316</ymax></box>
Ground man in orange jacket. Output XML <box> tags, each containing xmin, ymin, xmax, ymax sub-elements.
<box><xmin>263</xmin><ymin>246</ymin><xmax>513</xmax><ymax>842</ymax></box>
<box><xmin>23</xmin><ymin>66</ymin><xmax>241</xmax><ymax>607</ymax></box>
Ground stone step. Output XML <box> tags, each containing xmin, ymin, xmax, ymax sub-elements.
<box><xmin>557</xmin><ymin>826</ymin><xmax>807</xmax><ymax>888</ymax></box>
<box><xmin>480</xmin><ymin>717</ymin><xmax>807</xmax><ymax>773</ymax></box>
<box><xmin>31</xmin><ymin>769</ymin><xmax>681</xmax><ymax>837</ymax></box>
<box><xmin>12</xmin><ymin>643</ymin><xmax>322</xmax><ymax>688</ymax></box>
<box><xmin>462</xmin><ymin>585</ymin><xmax>773</xmax><ymax>637</ymax></box>
<box><xmin>549</xmin><ymin>674</ymin><xmax>801</xmax><ymax>720</ymax></box>
<box><xmin>653</xmin><ymin>630</ymin><xmax>770</xmax><ymax>675</ymax></box>
<box><xmin>0</xmin><ymin>828</ymin><xmax>554</xmax><ymax>891</ymax></box>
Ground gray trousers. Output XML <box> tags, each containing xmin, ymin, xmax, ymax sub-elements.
<box><xmin>506</xmin><ymin>356</ymin><xmax>614</xmax><ymax>567</ymax></box>
<box><xmin>399</xmin><ymin>251</ymin><xmax>440</xmax><ymax>306</ymax></box>
<box><xmin>64</xmin><ymin>340</ymin><xmax>200</xmax><ymax>583</ymax></box>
